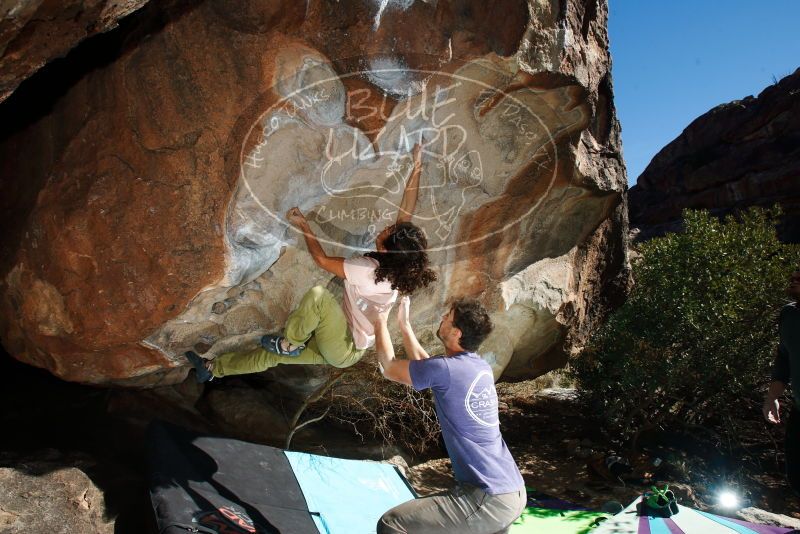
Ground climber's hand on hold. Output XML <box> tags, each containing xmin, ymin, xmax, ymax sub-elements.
<box><xmin>286</xmin><ymin>207</ymin><xmax>308</xmax><ymax>228</ymax></box>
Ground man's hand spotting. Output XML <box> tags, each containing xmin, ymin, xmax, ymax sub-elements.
<box><xmin>397</xmin><ymin>296</ymin><xmax>411</xmax><ymax>328</ymax></box>
<box><xmin>375</xmin><ymin>304</ymin><xmax>392</xmax><ymax>328</ymax></box>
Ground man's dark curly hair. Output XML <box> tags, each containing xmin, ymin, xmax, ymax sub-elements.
<box><xmin>451</xmin><ymin>299</ymin><xmax>493</xmax><ymax>352</ymax></box>
<box><xmin>365</xmin><ymin>222</ymin><xmax>437</xmax><ymax>295</ymax></box>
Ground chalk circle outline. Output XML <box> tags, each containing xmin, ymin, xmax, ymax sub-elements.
<box><xmin>238</xmin><ymin>64</ymin><xmax>560</xmax><ymax>254</ymax></box>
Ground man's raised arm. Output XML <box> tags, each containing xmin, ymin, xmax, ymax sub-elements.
<box><xmin>396</xmin><ymin>297</ymin><xmax>430</xmax><ymax>361</ymax></box>
<box><xmin>374</xmin><ymin>309</ymin><xmax>412</xmax><ymax>386</ymax></box>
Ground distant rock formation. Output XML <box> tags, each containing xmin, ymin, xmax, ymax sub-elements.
<box><xmin>0</xmin><ymin>0</ymin><xmax>629</xmax><ymax>386</ymax></box>
<box><xmin>629</xmin><ymin>68</ymin><xmax>800</xmax><ymax>243</ymax></box>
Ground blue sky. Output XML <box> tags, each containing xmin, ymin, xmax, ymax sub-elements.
<box><xmin>609</xmin><ymin>1</ymin><xmax>800</xmax><ymax>186</ymax></box>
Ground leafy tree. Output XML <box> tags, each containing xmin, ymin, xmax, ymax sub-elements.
<box><xmin>571</xmin><ymin>207</ymin><xmax>800</xmax><ymax>447</ymax></box>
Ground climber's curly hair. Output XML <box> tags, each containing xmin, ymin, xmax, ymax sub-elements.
<box><xmin>365</xmin><ymin>222</ymin><xmax>437</xmax><ymax>295</ymax></box>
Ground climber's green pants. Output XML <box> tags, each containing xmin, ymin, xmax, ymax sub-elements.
<box><xmin>211</xmin><ymin>285</ymin><xmax>365</xmax><ymax>377</ymax></box>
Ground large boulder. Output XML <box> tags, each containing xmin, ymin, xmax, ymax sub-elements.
<box><xmin>0</xmin><ymin>0</ymin><xmax>150</xmax><ymax>104</ymax></box>
<box><xmin>0</xmin><ymin>458</ymin><xmax>115</xmax><ymax>534</ymax></box>
<box><xmin>0</xmin><ymin>0</ymin><xmax>629</xmax><ymax>386</ymax></box>
<box><xmin>629</xmin><ymin>68</ymin><xmax>800</xmax><ymax>243</ymax></box>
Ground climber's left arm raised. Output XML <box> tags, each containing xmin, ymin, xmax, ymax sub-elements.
<box><xmin>286</xmin><ymin>207</ymin><xmax>346</xmax><ymax>279</ymax></box>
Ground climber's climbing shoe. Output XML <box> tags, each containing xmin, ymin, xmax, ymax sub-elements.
<box><xmin>185</xmin><ymin>350</ymin><xmax>212</xmax><ymax>383</ymax></box>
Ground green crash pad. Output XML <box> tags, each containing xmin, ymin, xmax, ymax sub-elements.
<box><xmin>510</xmin><ymin>507</ymin><xmax>609</xmax><ymax>534</ymax></box>
<box><xmin>508</xmin><ymin>489</ymin><xmax>609</xmax><ymax>534</ymax></box>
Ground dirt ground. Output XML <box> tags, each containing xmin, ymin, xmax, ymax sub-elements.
<box><xmin>1</xmin><ymin>350</ymin><xmax>797</xmax><ymax>532</ymax></box>
<box><xmin>405</xmin><ymin>380</ymin><xmax>800</xmax><ymax>520</ymax></box>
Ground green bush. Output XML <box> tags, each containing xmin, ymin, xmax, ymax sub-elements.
<box><xmin>570</xmin><ymin>207</ymin><xmax>800</xmax><ymax>445</ymax></box>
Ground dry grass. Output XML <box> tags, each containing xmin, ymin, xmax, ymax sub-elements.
<box><xmin>297</xmin><ymin>359</ymin><xmax>441</xmax><ymax>455</ymax></box>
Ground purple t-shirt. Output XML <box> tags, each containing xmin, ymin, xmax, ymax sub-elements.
<box><xmin>409</xmin><ymin>352</ymin><xmax>525</xmax><ymax>495</ymax></box>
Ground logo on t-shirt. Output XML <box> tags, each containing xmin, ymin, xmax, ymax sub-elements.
<box><xmin>464</xmin><ymin>370</ymin><xmax>499</xmax><ymax>427</ymax></box>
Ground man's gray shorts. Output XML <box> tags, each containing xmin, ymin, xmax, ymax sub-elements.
<box><xmin>377</xmin><ymin>482</ymin><xmax>526</xmax><ymax>534</ymax></box>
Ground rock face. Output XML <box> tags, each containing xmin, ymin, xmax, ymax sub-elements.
<box><xmin>629</xmin><ymin>68</ymin><xmax>800</xmax><ymax>243</ymax></box>
<box><xmin>0</xmin><ymin>0</ymin><xmax>629</xmax><ymax>386</ymax></box>
<box><xmin>0</xmin><ymin>0</ymin><xmax>150</xmax><ymax>104</ymax></box>
<box><xmin>0</xmin><ymin>460</ymin><xmax>114</xmax><ymax>534</ymax></box>
<box><xmin>736</xmin><ymin>507</ymin><xmax>800</xmax><ymax>529</ymax></box>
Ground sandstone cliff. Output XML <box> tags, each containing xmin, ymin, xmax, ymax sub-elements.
<box><xmin>0</xmin><ymin>0</ymin><xmax>629</xmax><ymax>386</ymax></box>
<box><xmin>629</xmin><ymin>68</ymin><xmax>800</xmax><ymax>243</ymax></box>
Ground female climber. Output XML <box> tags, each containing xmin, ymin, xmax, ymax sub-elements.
<box><xmin>185</xmin><ymin>143</ymin><xmax>437</xmax><ymax>382</ymax></box>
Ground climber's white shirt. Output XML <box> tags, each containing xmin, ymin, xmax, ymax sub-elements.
<box><xmin>342</xmin><ymin>256</ymin><xmax>398</xmax><ymax>350</ymax></box>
